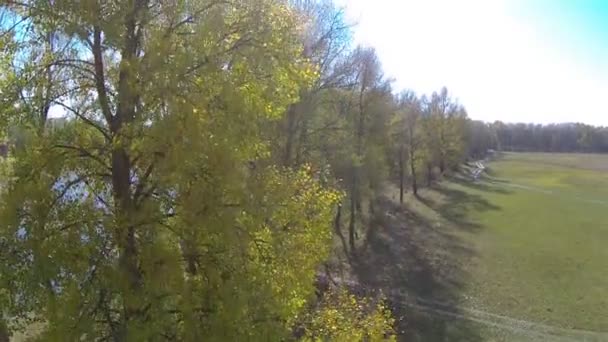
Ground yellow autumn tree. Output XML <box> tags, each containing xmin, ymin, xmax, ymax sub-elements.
<box><xmin>0</xmin><ymin>0</ymin><xmax>394</xmax><ymax>340</ymax></box>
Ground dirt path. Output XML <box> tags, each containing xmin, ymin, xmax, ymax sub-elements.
<box><xmin>389</xmin><ymin>293</ymin><xmax>608</xmax><ymax>342</ymax></box>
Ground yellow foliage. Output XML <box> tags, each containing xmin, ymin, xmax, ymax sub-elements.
<box><xmin>301</xmin><ymin>289</ymin><xmax>396</xmax><ymax>342</ymax></box>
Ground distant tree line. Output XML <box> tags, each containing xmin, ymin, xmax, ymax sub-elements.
<box><xmin>466</xmin><ymin>121</ymin><xmax>608</xmax><ymax>157</ymax></box>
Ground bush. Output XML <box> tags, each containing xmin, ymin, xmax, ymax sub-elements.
<box><xmin>300</xmin><ymin>289</ymin><xmax>396</xmax><ymax>341</ymax></box>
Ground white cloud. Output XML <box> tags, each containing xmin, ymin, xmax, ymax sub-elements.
<box><xmin>335</xmin><ymin>0</ymin><xmax>608</xmax><ymax>125</ymax></box>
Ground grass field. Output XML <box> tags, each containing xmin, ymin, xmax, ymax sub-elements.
<box><xmin>355</xmin><ymin>152</ymin><xmax>608</xmax><ymax>341</ymax></box>
<box><xmin>457</xmin><ymin>152</ymin><xmax>608</xmax><ymax>330</ymax></box>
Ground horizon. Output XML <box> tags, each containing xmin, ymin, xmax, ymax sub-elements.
<box><xmin>335</xmin><ymin>0</ymin><xmax>608</xmax><ymax>127</ymax></box>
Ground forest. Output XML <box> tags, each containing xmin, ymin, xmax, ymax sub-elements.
<box><xmin>0</xmin><ymin>0</ymin><xmax>606</xmax><ymax>341</ymax></box>
<box><xmin>467</xmin><ymin>121</ymin><xmax>608</xmax><ymax>157</ymax></box>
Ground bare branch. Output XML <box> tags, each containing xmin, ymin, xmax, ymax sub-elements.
<box><xmin>49</xmin><ymin>99</ymin><xmax>112</xmax><ymax>141</ymax></box>
<box><xmin>53</xmin><ymin>144</ymin><xmax>111</xmax><ymax>172</ymax></box>
<box><xmin>50</xmin><ymin>176</ymin><xmax>84</xmax><ymax>209</ymax></box>
<box><xmin>0</xmin><ymin>14</ymin><xmax>31</xmax><ymax>37</ymax></box>
<box><xmin>163</xmin><ymin>1</ymin><xmax>230</xmax><ymax>37</ymax></box>
<box><xmin>45</xmin><ymin>59</ymin><xmax>96</xmax><ymax>78</ymax></box>
<box><xmin>133</xmin><ymin>160</ymin><xmax>156</xmax><ymax>205</ymax></box>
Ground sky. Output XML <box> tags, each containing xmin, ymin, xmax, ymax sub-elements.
<box><xmin>334</xmin><ymin>0</ymin><xmax>608</xmax><ymax>126</ymax></box>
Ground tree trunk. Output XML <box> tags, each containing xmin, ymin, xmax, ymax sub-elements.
<box><xmin>426</xmin><ymin>163</ymin><xmax>432</xmax><ymax>187</ymax></box>
<box><xmin>104</xmin><ymin>1</ymin><xmax>148</xmax><ymax>335</ymax></box>
<box><xmin>410</xmin><ymin>151</ymin><xmax>418</xmax><ymax>196</ymax></box>
<box><xmin>283</xmin><ymin>104</ymin><xmax>297</xmax><ymax>167</ymax></box>
<box><xmin>0</xmin><ymin>319</ymin><xmax>8</xmax><ymax>342</ymax></box>
<box><xmin>38</xmin><ymin>32</ymin><xmax>54</xmax><ymax>134</ymax></box>
<box><xmin>334</xmin><ymin>202</ymin><xmax>342</xmax><ymax>234</ymax></box>
<box><xmin>294</xmin><ymin>114</ymin><xmax>309</xmax><ymax>166</ymax></box>
<box><xmin>398</xmin><ymin>146</ymin><xmax>404</xmax><ymax>203</ymax></box>
<box><xmin>348</xmin><ymin>187</ymin><xmax>356</xmax><ymax>253</ymax></box>
<box><xmin>407</xmin><ymin>124</ymin><xmax>418</xmax><ymax>196</ymax></box>
<box><xmin>349</xmin><ymin>74</ymin><xmax>366</xmax><ymax>255</ymax></box>
<box><xmin>334</xmin><ymin>203</ymin><xmax>349</xmax><ymax>257</ymax></box>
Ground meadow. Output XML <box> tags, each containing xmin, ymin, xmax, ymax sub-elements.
<box><xmin>356</xmin><ymin>152</ymin><xmax>608</xmax><ymax>341</ymax></box>
<box><xmin>458</xmin><ymin>152</ymin><xmax>608</xmax><ymax>330</ymax></box>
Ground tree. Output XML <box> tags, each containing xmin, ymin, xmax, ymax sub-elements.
<box><xmin>418</xmin><ymin>95</ymin><xmax>437</xmax><ymax>187</ymax></box>
<box><xmin>426</xmin><ymin>87</ymin><xmax>468</xmax><ymax>174</ymax></box>
<box><xmin>402</xmin><ymin>92</ymin><xmax>423</xmax><ymax>196</ymax></box>
<box><xmin>271</xmin><ymin>0</ymin><xmax>360</xmax><ymax>258</ymax></box>
<box><xmin>465</xmin><ymin>120</ymin><xmax>498</xmax><ymax>159</ymax></box>
<box><xmin>0</xmin><ymin>1</ymin><xmax>384</xmax><ymax>340</ymax></box>
<box><xmin>485</xmin><ymin>121</ymin><xmax>608</xmax><ymax>153</ymax></box>
<box><xmin>344</xmin><ymin>46</ymin><xmax>391</xmax><ymax>252</ymax></box>
<box><xmin>391</xmin><ymin>90</ymin><xmax>421</xmax><ymax>200</ymax></box>
<box><xmin>279</xmin><ymin>0</ymin><xmax>352</xmax><ymax>167</ymax></box>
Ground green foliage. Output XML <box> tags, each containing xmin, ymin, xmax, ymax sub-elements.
<box><xmin>423</xmin><ymin>87</ymin><xmax>468</xmax><ymax>172</ymax></box>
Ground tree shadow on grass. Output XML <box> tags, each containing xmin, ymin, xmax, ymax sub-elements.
<box><xmin>423</xmin><ymin>184</ymin><xmax>501</xmax><ymax>234</ymax></box>
<box><xmin>448</xmin><ymin>174</ymin><xmax>513</xmax><ymax>195</ymax></box>
<box><xmin>352</xmin><ymin>193</ymin><xmax>496</xmax><ymax>341</ymax></box>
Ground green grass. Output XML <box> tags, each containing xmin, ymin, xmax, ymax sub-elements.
<box><xmin>412</xmin><ymin>152</ymin><xmax>608</xmax><ymax>334</ymax></box>
<box><xmin>465</xmin><ymin>153</ymin><xmax>608</xmax><ymax>331</ymax></box>
<box><xmin>360</xmin><ymin>152</ymin><xmax>608</xmax><ymax>340</ymax></box>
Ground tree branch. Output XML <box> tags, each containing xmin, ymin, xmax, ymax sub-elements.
<box><xmin>53</xmin><ymin>144</ymin><xmax>111</xmax><ymax>172</ymax></box>
<box><xmin>50</xmin><ymin>176</ymin><xmax>84</xmax><ymax>209</ymax></box>
<box><xmin>133</xmin><ymin>160</ymin><xmax>156</xmax><ymax>205</ymax></box>
<box><xmin>49</xmin><ymin>99</ymin><xmax>111</xmax><ymax>141</ymax></box>
<box><xmin>92</xmin><ymin>27</ymin><xmax>114</xmax><ymax>124</ymax></box>
<box><xmin>163</xmin><ymin>1</ymin><xmax>230</xmax><ymax>38</ymax></box>
<box><xmin>44</xmin><ymin>59</ymin><xmax>96</xmax><ymax>80</ymax></box>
